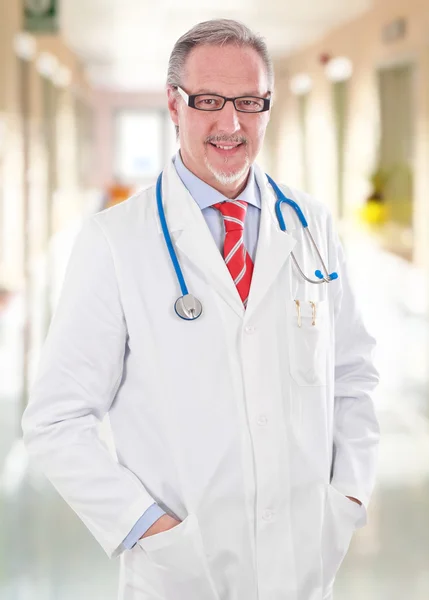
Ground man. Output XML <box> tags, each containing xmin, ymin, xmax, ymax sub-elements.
<box><xmin>21</xmin><ymin>18</ymin><xmax>379</xmax><ymax>600</ymax></box>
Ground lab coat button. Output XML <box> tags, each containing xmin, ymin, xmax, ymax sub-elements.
<box><xmin>262</xmin><ymin>509</ymin><xmax>274</xmax><ymax>521</ymax></box>
<box><xmin>245</xmin><ymin>325</ymin><xmax>255</xmax><ymax>334</ymax></box>
<box><xmin>257</xmin><ymin>415</ymin><xmax>268</xmax><ymax>426</ymax></box>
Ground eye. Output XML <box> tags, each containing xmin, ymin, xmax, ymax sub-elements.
<box><xmin>194</xmin><ymin>95</ymin><xmax>223</xmax><ymax>110</ymax></box>
<box><xmin>235</xmin><ymin>98</ymin><xmax>264</xmax><ymax>111</ymax></box>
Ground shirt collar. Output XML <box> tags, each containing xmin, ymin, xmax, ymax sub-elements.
<box><xmin>173</xmin><ymin>149</ymin><xmax>261</xmax><ymax>211</ymax></box>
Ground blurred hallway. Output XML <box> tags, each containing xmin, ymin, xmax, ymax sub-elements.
<box><xmin>1</xmin><ymin>0</ymin><xmax>429</xmax><ymax>598</ymax></box>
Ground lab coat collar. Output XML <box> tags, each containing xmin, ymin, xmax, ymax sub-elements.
<box><xmin>156</xmin><ymin>156</ymin><xmax>297</xmax><ymax>320</ymax></box>
<box><xmin>247</xmin><ymin>164</ymin><xmax>297</xmax><ymax>318</ymax></box>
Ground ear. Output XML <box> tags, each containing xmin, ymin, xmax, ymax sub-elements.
<box><xmin>167</xmin><ymin>86</ymin><xmax>179</xmax><ymax>127</ymax></box>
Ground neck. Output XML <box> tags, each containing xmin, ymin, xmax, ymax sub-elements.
<box><xmin>219</xmin><ymin>176</ymin><xmax>249</xmax><ymax>199</ymax></box>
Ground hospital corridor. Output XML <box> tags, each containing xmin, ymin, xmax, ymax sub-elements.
<box><xmin>1</xmin><ymin>1</ymin><xmax>429</xmax><ymax>599</ymax></box>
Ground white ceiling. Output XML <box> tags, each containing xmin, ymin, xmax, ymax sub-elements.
<box><xmin>60</xmin><ymin>0</ymin><xmax>373</xmax><ymax>91</ymax></box>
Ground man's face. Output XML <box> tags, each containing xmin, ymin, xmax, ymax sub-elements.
<box><xmin>167</xmin><ymin>44</ymin><xmax>271</xmax><ymax>196</ymax></box>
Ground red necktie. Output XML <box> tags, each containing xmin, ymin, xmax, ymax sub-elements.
<box><xmin>212</xmin><ymin>200</ymin><xmax>254</xmax><ymax>308</ymax></box>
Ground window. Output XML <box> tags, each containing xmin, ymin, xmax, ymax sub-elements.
<box><xmin>114</xmin><ymin>110</ymin><xmax>164</xmax><ymax>183</ymax></box>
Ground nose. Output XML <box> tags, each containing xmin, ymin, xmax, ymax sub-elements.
<box><xmin>215</xmin><ymin>99</ymin><xmax>241</xmax><ymax>134</ymax></box>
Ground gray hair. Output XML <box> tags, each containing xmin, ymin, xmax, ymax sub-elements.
<box><xmin>166</xmin><ymin>19</ymin><xmax>274</xmax><ymax>140</ymax></box>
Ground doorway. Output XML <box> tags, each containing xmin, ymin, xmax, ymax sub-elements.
<box><xmin>377</xmin><ymin>63</ymin><xmax>414</xmax><ymax>260</ymax></box>
<box><xmin>332</xmin><ymin>80</ymin><xmax>348</xmax><ymax>220</ymax></box>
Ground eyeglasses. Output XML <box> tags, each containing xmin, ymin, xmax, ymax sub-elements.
<box><xmin>174</xmin><ymin>85</ymin><xmax>271</xmax><ymax>113</ymax></box>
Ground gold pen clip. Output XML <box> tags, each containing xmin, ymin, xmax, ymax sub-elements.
<box><xmin>309</xmin><ymin>301</ymin><xmax>317</xmax><ymax>326</ymax></box>
<box><xmin>295</xmin><ymin>299</ymin><xmax>301</xmax><ymax>327</ymax></box>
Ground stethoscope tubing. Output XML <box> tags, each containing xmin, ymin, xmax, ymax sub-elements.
<box><xmin>156</xmin><ymin>173</ymin><xmax>189</xmax><ymax>297</ymax></box>
<box><xmin>266</xmin><ymin>174</ymin><xmax>337</xmax><ymax>284</ymax></box>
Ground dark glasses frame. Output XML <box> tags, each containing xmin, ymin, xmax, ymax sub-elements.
<box><xmin>174</xmin><ymin>85</ymin><xmax>271</xmax><ymax>113</ymax></box>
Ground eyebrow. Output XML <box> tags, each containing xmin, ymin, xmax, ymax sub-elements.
<box><xmin>194</xmin><ymin>88</ymin><xmax>267</xmax><ymax>97</ymax></box>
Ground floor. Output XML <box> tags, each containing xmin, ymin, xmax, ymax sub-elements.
<box><xmin>0</xmin><ymin>219</ymin><xmax>428</xmax><ymax>600</ymax></box>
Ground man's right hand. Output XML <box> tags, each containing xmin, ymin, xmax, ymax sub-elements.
<box><xmin>140</xmin><ymin>514</ymin><xmax>181</xmax><ymax>539</ymax></box>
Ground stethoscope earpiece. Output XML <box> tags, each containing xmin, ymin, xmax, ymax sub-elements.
<box><xmin>266</xmin><ymin>174</ymin><xmax>339</xmax><ymax>286</ymax></box>
<box><xmin>315</xmin><ymin>270</ymin><xmax>338</xmax><ymax>281</ymax></box>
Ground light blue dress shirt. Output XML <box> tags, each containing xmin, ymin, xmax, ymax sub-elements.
<box><xmin>121</xmin><ymin>150</ymin><xmax>262</xmax><ymax>550</ymax></box>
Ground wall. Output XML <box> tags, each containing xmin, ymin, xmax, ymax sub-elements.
<box><xmin>0</xmin><ymin>0</ymin><xmax>94</xmax><ymax>290</ymax></box>
<box><xmin>271</xmin><ymin>0</ymin><xmax>429</xmax><ymax>267</ymax></box>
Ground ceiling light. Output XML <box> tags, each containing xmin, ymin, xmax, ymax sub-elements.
<box><xmin>325</xmin><ymin>57</ymin><xmax>353</xmax><ymax>82</ymax></box>
<box><xmin>13</xmin><ymin>32</ymin><xmax>36</xmax><ymax>61</ymax></box>
<box><xmin>289</xmin><ymin>74</ymin><xmax>313</xmax><ymax>96</ymax></box>
<box><xmin>36</xmin><ymin>52</ymin><xmax>59</xmax><ymax>79</ymax></box>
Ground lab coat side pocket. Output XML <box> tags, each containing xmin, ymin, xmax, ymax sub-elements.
<box><xmin>321</xmin><ymin>484</ymin><xmax>364</xmax><ymax>596</ymax></box>
<box><xmin>137</xmin><ymin>513</ymin><xmax>220</xmax><ymax>600</ymax></box>
<box><xmin>287</xmin><ymin>299</ymin><xmax>329</xmax><ymax>386</ymax></box>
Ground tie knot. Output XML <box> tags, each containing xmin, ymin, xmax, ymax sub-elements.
<box><xmin>212</xmin><ymin>200</ymin><xmax>248</xmax><ymax>232</ymax></box>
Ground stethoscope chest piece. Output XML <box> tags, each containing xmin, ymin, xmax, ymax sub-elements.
<box><xmin>174</xmin><ymin>294</ymin><xmax>203</xmax><ymax>320</ymax></box>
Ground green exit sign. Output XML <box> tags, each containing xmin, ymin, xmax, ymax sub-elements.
<box><xmin>24</xmin><ymin>0</ymin><xmax>58</xmax><ymax>34</ymax></box>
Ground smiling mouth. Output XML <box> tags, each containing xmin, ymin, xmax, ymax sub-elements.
<box><xmin>208</xmin><ymin>142</ymin><xmax>244</xmax><ymax>155</ymax></box>
<box><xmin>209</xmin><ymin>142</ymin><xmax>242</xmax><ymax>149</ymax></box>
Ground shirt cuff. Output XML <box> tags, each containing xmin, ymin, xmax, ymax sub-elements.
<box><xmin>122</xmin><ymin>503</ymin><xmax>167</xmax><ymax>549</ymax></box>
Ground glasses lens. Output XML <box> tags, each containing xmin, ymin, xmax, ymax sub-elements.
<box><xmin>235</xmin><ymin>97</ymin><xmax>265</xmax><ymax>112</ymax></box>
<box><xmin>194</xmin><ymin>95</ymin><xmax>225</xmax><ymax>110</ymax></box>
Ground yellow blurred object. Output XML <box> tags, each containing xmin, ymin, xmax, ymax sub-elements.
<box><xmin>360</xmin><ymin>200</ymin><xmax>388</xmax><ymax>225</ymax></box>
<box><xmin>359</xmin><ymin>166</ymin><xmax>390</xmax><ymax>228</ymax></box>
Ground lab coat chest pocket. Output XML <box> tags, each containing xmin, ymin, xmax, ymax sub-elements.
<box><xmin>136</xmin><ymin>513</ymin><xmax>220</xmax><ymax>600</ymax></box>
<box><xmin>287</xmin><ymin>299</ymin><xmax>329</xmax><ymax>386</ymax></box>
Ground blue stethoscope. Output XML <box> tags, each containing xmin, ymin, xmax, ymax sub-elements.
<box><xmin>156</xmin><ymin>171</ymin><xmax>338</xmax><ymax>321</ymax></box>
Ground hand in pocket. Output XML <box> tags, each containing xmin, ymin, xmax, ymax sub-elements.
<box><xmin>140</xmin><ymin>514</ymin><xmax>182</xmax><ymax>539</ymax></box>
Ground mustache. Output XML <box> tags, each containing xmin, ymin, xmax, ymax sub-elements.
<box><xmin>206</xmin><ymin>136</ymin><xmax>247</xmax><ymax>145</ymax></box>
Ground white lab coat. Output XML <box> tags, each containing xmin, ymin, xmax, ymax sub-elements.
<box><xmin>21</xmin><ymin>156</ymin><xmax>380</xmax><ymax>600</ymax></box>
